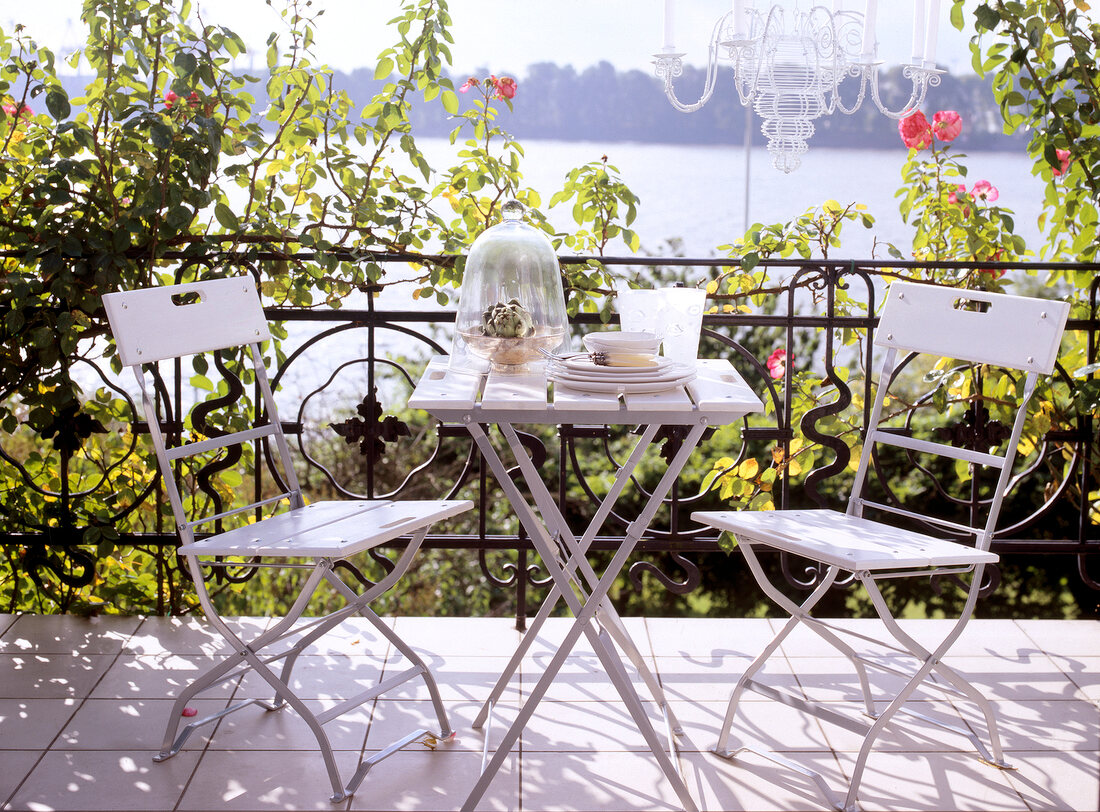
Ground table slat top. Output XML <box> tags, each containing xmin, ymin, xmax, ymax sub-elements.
<box><xmin>408</xmin><ymin>356</ymin><xmax>763</xmax><ymax>425</ymax></box>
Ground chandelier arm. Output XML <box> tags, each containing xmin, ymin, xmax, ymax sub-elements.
<box><xmin>869</xmin><ymin>65</ymin><xmax>943</xmax><ymax>120</ymax></box>
<box><xmin>655</xmin><ymin>12</ymin><xmax>731</xmax><ymax>114</ymax></box>
<box><xmin>832</xmin><ymin>65</ymin><xmax>871</xmax><ymax>116</ymax></box>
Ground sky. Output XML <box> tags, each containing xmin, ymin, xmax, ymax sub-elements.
<box><xmin>6</xmin><ymin>0</ymin><xmax>982</xmax><ymax>78</ymax></box>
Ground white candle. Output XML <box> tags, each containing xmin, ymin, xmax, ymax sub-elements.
<box><xmin>733</xmin><ymin>0</ymin><xmax>746</xmax><ymax>37</ymax></box>
<box><xmin>664</xmin><ymin>0</ymin><xmax>675</xmax><ymax>50</ymax></box>
<box><xmin>860</xmin><ymin>0</ymin><xmax>877</xmax><ymax>56</ymax></box>
<box><xmin>911</xmin><ymin>0</ymin><xmax>926</xmax><ymax>63</ymax></box>
<box><xmin>924</xmin><ymin>0</ymin><xmax>941</xmax><ymax>65</ymax></box>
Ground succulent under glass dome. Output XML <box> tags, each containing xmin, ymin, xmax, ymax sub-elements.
<box><xmin>451</xmin><ymin>200</ymin><xmax>569</xmax><ymax>372</ymax></box>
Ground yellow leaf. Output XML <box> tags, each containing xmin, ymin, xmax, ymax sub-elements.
<box><xmin>787</xmin><ymin>459</ymin><xmax>802</xmax><ymax>476</ymax></box>
<box><xmin>706</xmin><ymin>280</ymin><xmax>719</xmax><ymax>294</ymax></box>
<box><xmin>739</xmin><ymin>458</ymin><xmax>759</xmax><ymax>479</ymax></box>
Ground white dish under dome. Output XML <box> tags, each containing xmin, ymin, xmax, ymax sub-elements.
<box><xmin>451</xmin><ymin>200</ymin><xmax>570</xmax><ymax>373</ymax></box>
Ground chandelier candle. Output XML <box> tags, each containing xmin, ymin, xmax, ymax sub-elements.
<box><xmin>923</xmin><ymin>0</ymin><xmax>940</xmax><ymax>66</ymax></box>
<box><xmin>732</xmin><ymin>0</ymin><xmax>746</xmax><ymax>38</ymax></box>
<box><xmin>861</xmin><ymin>0</ymin><xmax>877</xmax><ymax>57</ymax></box>
<box><xmin>664</xmin><ymin>0</ymin><xmax>675</xmax><ymax>50</ymax></box>
<box><xmin>911</xmin><ymin>0</ymin><xmax>926</xmax><ymax>63</ymax></box>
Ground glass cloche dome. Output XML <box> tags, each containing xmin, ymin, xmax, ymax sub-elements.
<box><xmin>451</xmin><ymin>200</ymin><xmax>569</xmax><ymax>373</ymax></box>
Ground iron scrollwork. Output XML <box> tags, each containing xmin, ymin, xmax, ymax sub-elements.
<box><xmin>330</xmin><ymin>387</ymin><xmax>411</xmax><ymax>458</ymax></box>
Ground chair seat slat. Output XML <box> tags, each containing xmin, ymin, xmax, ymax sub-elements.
<box><xmin>692</xmin><ymin>508</ymin><xmax>998</xmax><ymax>570</ymax></box>
<box><xmin>180</xmin><ymin>499</ymin><xmax>472</xmax><ymax>558</ymax></box>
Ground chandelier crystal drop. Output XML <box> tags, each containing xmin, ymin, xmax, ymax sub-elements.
<box><xmin>654</xmin><ymin>1</ymin><xmax>944</xmax><ymax>173</ymax></box>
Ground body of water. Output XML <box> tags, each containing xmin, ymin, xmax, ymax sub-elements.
<box><xmin>278</xmin><ymin>138</ymin><xmax>1047</xmax><ymax>409</ymax></box>
<box><xmin>468</xmin><ymin>137</ymin><xmax>1045</xmax><ymax>262</ymax></box>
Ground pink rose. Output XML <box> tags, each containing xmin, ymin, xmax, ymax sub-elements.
<box><xmin>947</xmin><ymin>183</ymin><xmax>966</xmax><ymax>205</ymax></box>
<box><xmin>971</xmin><ymin>179</ymin><xmax>999</xmax><ymax>202</ymax></box>
<box><xmin>164</xmin><ymin>90</ymin><xmax>179</xmax><ymax>109</ymax></box>
<box><xmin>766</xmin><ymin>348</ymin><xmax>787</xmax><ymax>380</ymax></box>
<box><xmin>931</xmin><ymin>110</ymin><xmax>962</xmax><ymax>143</ymax></box>
<box><xmin>494</xmin><ymin>76</ymin><xmax>517</xmax><ymax>100</ymax></box>
<box><xmin>1052</xmin><ymin>148</ymin><xmax>1072</xmax><ymax>177</ymax></box>
<box><xmin>458</xmin><ymin>77</ymin><xmax>479</xmax><ymax>93</ymax></box>
<box><xmin>898</xmin><ymin>111</ymin><xmax>933</xmax><ymax>150</ymax></box>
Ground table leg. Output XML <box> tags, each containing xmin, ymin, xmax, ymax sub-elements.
<box><xmin>462</xmin><ymin>419</ymin><xmax>707</xmax><ymax>812</ymax></box>
<box><xmin>499</xmin><ymin>422</ymin><xmax>692</xmax><ymax>734</ymax></box>
<box><xmin>472</xmin><ymin>424</ymin><xmax>660</xmax><ymax>729</ymax></box>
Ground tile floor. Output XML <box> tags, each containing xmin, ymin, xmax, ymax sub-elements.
<box><xmin>1</xmin><ymin>614</ymin><xmax>1097</xmax><ymax>811</ymax></box>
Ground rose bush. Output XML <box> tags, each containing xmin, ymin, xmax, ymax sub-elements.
<box><xmin>895</xmin><ymin>110</ymin><xmax>1025</xmax><ymax>282</ymax></box>
<box><xmin>0</xmin><ymin>0</ymin><xmax>642</xmax><ymax>613</ymax></box>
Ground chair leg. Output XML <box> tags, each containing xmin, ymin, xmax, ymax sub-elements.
<box><xmin>169</xmin><ymin>546</ymin><xmax>452</xmax><ymax>805</ymax></box>
<box><xmin>322</xmin><ymin>531</ymin><xmax>453</xmax><ymax>739</ymax></box>
<box><xmin>715</xmin><ymin>542</ymin><xmax>841</xmax><ymax>757</ymax></box>
<box><xmin>861</xmin><ymin>567</ymin><xmax>1013</xmax><ymax>770</ymax></box>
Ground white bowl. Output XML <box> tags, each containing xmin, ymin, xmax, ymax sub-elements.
<box><xmin>583</xmin><ymin>331</ymin><xmax>661</xmax><ymax>354</ymax></box>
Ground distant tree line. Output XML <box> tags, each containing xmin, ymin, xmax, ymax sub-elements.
<box><xmin>56</xmin><ymin>60</ymin><xmax>1021</xmax><ymax>152</ymax></box>
<box><xmin>344</xmin><ymin>60</ymin><xmax>1026</xmax><ymax>151</ymax></box>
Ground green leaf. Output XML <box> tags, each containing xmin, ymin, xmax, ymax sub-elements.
<box><xmin>975</xmin><ymin>4</ymin><xmax>1001</xmax><ymax>31</ymax></box>
<box><xmin>45</xmin><ymin>89</ymin><xmax>70</xmax><ymax>119</ymax></box>
<box><xmin>950</xmin><ymin>1</ymin><xmax>964</xmax><ymax>30</ymax></box>
<box><xmin>214</xmin><ymin>203</ymin><xmax>239</xmax><ymax>230</ymax></box>
<box><xmin>173</xmin><ymin>51</ymin><xmax>197</xmax><ymax>76</ymax></box>
<box><xmin>374</xmin><ymin>57</ymin><xmax>395</xmax><ymax>80</ymax></box>
<box><xmin>441</xmin><ymin>89</ymin><xmax>459</xmax><ymax>115</ymax></box>
<box><xmin>150</xmin><ymin>121</ymin><xmax>172</xmax><ymax>149</ymax></box>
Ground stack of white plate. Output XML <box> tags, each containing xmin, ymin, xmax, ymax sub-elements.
<box><xmin>548</xmin><ymin>354</ymin><xmax>695</xmax><ymax>394</ymax></box>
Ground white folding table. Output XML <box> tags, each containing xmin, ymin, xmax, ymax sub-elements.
<box><xmin>408</xmin><ymin>356</ymin><xmax>763</xmax><ymax>812</ymax></box>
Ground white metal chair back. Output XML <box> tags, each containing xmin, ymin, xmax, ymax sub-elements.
<box><xmin>103</xmin><ymin>275</ymin><xmax>303</xmax><ymax>544</ymax></box>
<box><xmin>848</xmin><ymin>282</ymin><xmax>1069</xmax><ymax>551</ymax></box>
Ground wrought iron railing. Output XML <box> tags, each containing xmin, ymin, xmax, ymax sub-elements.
<box><xmin>2</xmin><ymin>252</ymin><xmax>1097</xmax><ymax>622</ymax></box>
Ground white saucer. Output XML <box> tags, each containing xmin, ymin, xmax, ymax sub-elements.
<box><xmin>550</xmin><ymin>365</ymin><xmax>686</xmax><ymax>385</ymax></box>
<box><xmin>551</xmin><ymin>372</ymin><xmax>696</xmax><ymax>394</ymax></box>
<box><xmin>560</xmin><ymin>356</ymin><xmax>671</xmax><ymax>375</ymax></box>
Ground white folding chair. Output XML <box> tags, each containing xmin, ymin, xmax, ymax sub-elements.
<box><xmin>693</xmin><ymin>282</ymin><xmax>1069</xmax><ymax>812</ymax></box>
<box><xmin>103</xmin><ymin>275</ymin><xmax>473</xmax><ymax>803</ymax></box>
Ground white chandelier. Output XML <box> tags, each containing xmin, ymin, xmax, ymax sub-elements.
<box><xmin>654</xmin><ymin>1</ymin><xmax>944</xmax><ymax>173</ymax></box>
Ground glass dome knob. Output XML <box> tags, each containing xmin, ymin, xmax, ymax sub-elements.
<box><xmin>501</xmin><ymin>199</ymin><xmax>526</xmax><ymax>222</ymax></box>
